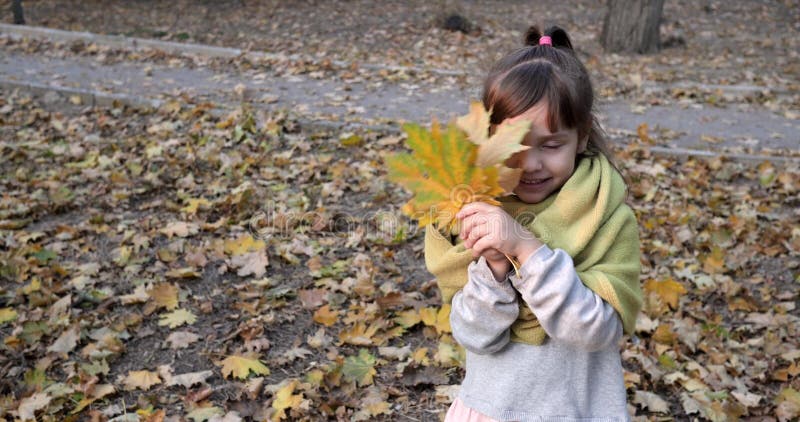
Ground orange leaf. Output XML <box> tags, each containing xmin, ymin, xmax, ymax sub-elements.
<box><xmin>643</xmin><ymin>278</ymin><xmax>687</xmax><ymax>310</ymax></box>
<box><xmin>313</xmin><ymin>305</ymin><xmax>338</xmax><ymax>327</ymax></box>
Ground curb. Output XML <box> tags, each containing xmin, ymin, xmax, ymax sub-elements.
<box><xmin>4</xmin><ymin>24</ymin><xmax>793</xmax><ymax>95</ymax></box>
<box><xmin>2</xmin><ymin>77</ymin><xmax>796</xmax><ymax>164</ymax></box>
<box><xmin>0</xmin><ymin>23</ymin><xmax>467</xmax><ymax>77</ymax></box>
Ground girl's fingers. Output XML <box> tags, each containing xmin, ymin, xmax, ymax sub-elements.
<box><xmin>466</xmin><ymin>223</ymin><xmax>488</xmax><ymax>247</ymax></box>
<box><xmin>456</xmin><ymin>202</ymin><xmax>495</xmax><ymax>220</ymax></box>
<box><xmin>459</xmin><ymin>213</ymin><xmax>485</xmax><ymax>242</ymax></box>
<box><xmin>471</xmin><ymin>236</ymin><xmax>494</xmax><ymax>257</ymax></box>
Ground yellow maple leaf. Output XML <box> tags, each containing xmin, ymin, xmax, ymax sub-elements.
<box><xmin>387</xmin><ymin>103</ymin><xmax>530</xmax><ymax>234</ymax></box>
<box><xmin>123</xmin><ymin>370</ymin><xmax>162</xmax><ymax>391</ymax></box>
<box><xmin>224</xmin><ymin>234</ymin><xmax>266</xmax><ymax>256</ymax></box>
<box><xmin>271</xmin><ymin>379</ymin><xmax>304</xmax><ymax>421</ymax></box>
<box><xmin>158</xmin><ymin>308</ymin><xmax>197</xmax><ymax>328</ymax></box>
<box><xmin>148</xmin><ymin>283</ymin><xmax>179</xmax><ymax>310</ymax></box>
<box><xmin>456</xmin><ymin>101</ymin><xmax>532</xmax><ymax>167</ymax></box>
<box><xmin>219</xmin><ymin>355</ymin><xmax>270</xmax><ymax>380</ymax></box>
<box><xmin>0</xmin><ymin>307</ymin><xmax>18</xmax><ymax>324</ymax></box>
<box><xmin>643</xmin><ymin>278</ymin><xmax>687</xmax><ymax>310</ymax></box>
<box><xmin>394</xmin><ymin>309</ymin><xmax>422</xmax><ymax>328</ymax></box>
<box><xmin>420</xmin><ymin>304</ymin><xmax>452</xmax><ymax>334</ymax></box>
<box><xmin>312</xmin><ymin>305</ymin><xmax>338</xmax><ymax>327</ymax></box>
<box><xmin>181</xmin><ymin>197</ymin><xmax>211</xmax><ymax>215</ymax></box>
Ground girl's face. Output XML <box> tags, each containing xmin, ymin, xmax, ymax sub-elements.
<box><xmin>503</xmin><ymin>101</ymin><xmax>587</xmax><ymax>204</ymax></box>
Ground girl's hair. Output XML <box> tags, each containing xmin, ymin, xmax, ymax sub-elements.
<box><xmin>482</xmin><ymin>25</ymin><xmax>617</xmax><ymax>170</ymax></box>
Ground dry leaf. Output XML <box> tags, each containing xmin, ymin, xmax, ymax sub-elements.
<box><xmin>219</xmin><ymin>355</ymin><xmax>270</xmax><ymax>379</ymax></box>
<box><xmin>123</xmin><ymin>370</ymin><xmax>161</xmax><ymax>391</ymax></box>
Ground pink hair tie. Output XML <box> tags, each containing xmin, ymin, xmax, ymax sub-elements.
<box><xmin>539</xmin><ymin>36</ymin><xmax>552</xmax><ymax>46</ymax></box>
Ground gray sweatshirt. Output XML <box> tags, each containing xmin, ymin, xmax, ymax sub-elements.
<box><xmin>450</xmin><ymin>245</ymin><xmax>630</xmax><ymax>421</ymax></box>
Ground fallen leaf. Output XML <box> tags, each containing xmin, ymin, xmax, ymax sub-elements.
<box><xmin>219</xmin><ymin>355</ymin><xmax>270</xmax><ymax>379</ymax></box>
<box><xmin>165</xmin><ymin>331</ymin><xmax>201</xmax><ymax>349</ymax></box>
<box><xmin>342</xmin><ymin>348</ymin><xmax>377</xmax><ymax>386</ymax></box>
<box><xmin>17</xmin><ymin>392</ymin><xmax>52</xmax><ymax>420</ymax></box>
<box><xmin>634</xmin><ymin>390</ymin><xmax>670</xmax><ymax>414</ymax></box>
<box><xmin>158</xmin><ymin>308</ymin><xmax>197</xmax><ymax>328</ymax></box>
<box><xmin>271</xmin><ymin>379</ymin><xmax>304</xmax><ymax>421</ymax></box>
<box><xmin>123</xmin><ymin>370</ymin><xmax>161</xmax><ymax>391</ymax></box>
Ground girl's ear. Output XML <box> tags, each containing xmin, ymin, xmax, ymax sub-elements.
<box><xmin>578</xmin><ymin>136</ymin><xmax>589</xmax><ymax>154</ymax></box>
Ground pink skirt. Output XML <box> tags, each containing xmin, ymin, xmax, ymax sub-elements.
<box><xmin>445</xmin><ymin>398</ymin><xmax>501</xmax><ymax>422</ymax></box>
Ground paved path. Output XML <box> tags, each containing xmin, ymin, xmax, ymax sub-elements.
<box><xmin>2</xmin><ymin>25</ymin><xmax>797</xmax><ymax>159</ymax></box>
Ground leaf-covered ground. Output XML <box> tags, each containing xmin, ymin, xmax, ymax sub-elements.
<box><xmin>1</xmin><ymin>87</ymin><xmax>798</xmax><ymax>421</ymax></box>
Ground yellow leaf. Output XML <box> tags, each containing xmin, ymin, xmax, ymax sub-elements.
<box><xmin>158</xmin><ymin>308</ymin><xmax>197</xmax><ymax>328</ymax></box>
<box><xmin>271</xmin><ymin>379</ymin><xmax>304</xmax><ymax>421</ymax></box>
<box><xmin>702</xmin><ymin>246</ymin><xmax>726</xmax><ymax>274</ymax></box>
<box><xmin>219</xmin><ymin>355</ymin><xmax>270</xmax><ymax>379</ymax></box>
<box><xmin>637</xmin><ymin>123</ymin><xmax>653</xmax><ymax>144</ymax></box>
<box><xmin>148</xmin><ymin>283</ymin><xmax>179</xmax><ymax>310</ymax></box>
<box><xmin>181</xmin><ymin>198</ymin><xmax>211</xmax><ymax>215</ymax></box>
<box><xmin>313</xmin><ymin>305</ymin><xmax>338</xmax><ymax>327</ymax></box>
<box><xmin>123</xmin><ymin>370</ymin><xmax>161</xmax><ymax>391</ymax></box>
<box><xmin>455</xmin><ymin>101</ymin><xmax>491</xmax><ymax>147</ymax></box>
<box><xmin>339</xmin><ymin>321</ymin><xmax>379</xmax><ymax>346</ymax></box>
<box><xmin>224</xmin><ymin>234</ymin><xmax>266</xmax><ymax>256</ymax></box>
<box><xmin>420</xmin><ymin>304</ymin><xmax>451</xmax><ymax>334</ymax></box>
<box><xmin>165</xmin><ymin>267</ymin><xmax>201</xmax><ymax>279</ymax></box>
<box><xmin>643</xmin><ymin>278</ymin><xmax>686</xmax><ymax>310</ymax></box>
<box><xmin>474</xmin><ymin>119</ymin><xmax>531</xmax><ymax>167</ymax></box>
<box><xmin>0</xmin><ymin>307</ymin><xmax>18</xmax><ymax>324</ymax></box>
<box><xmin>394</xmin><ymin>309</ymin><xmax>422</xmax><ymax>328</ymax></box>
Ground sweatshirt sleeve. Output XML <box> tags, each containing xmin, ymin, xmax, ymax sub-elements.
<box><xmin>449</xmin><ymin>256</ymin><xmax>519</xmax><ymax>355</ymax></box>
<box><xmin>509</xmin><ymin>245</ymin><xmax>623</xmax><ymax>351</ymax></box>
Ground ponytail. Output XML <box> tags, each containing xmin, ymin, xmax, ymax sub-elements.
<box><xmin>524</xmin><ymin>25</ymin><xmax>573</xmax><ymax>50</ymax></box>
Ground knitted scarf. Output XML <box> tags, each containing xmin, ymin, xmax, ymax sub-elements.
<box><xmin>424</xmin><ymin>154</ymin><xmax>642</xmax><ymax>345</ymax></box>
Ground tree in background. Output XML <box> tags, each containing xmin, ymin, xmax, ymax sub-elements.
<box><xmin>601</xmin><ymin>0</ymin><xmax>665</xmax><ymax>54</ymax></box>
<box><xmin>12</xmin><ymin>0</ymin><xmax>25</xmax><ymax>24</ymax></box>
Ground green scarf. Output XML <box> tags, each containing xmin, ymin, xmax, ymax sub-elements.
<box><xmin>424</xmin><ymin>154</ymin><xmax>642</xmax><ymax>345</ymax></box>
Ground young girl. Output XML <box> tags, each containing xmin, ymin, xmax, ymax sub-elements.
<box><xmin>425</xmin><ymin>26</ymin><xmax>642</xmax><ymax>421</ymax></box>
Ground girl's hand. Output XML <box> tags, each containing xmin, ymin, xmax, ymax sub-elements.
<box><xmin>482</xmin><ymin>248</ymin><xmax>511</xmax><ymax>281</ymax></box>
<box><xmin>457</xmin><ymin>202</ymin><xmax>543</xmax><ymax>265</ymax></box>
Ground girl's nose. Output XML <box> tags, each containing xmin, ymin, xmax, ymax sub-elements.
<box><xmin>521</xmin><ymin>151</ymin><xmax>543</xmax><ymax>172</ymax></box>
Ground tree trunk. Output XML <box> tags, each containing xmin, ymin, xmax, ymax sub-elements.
<box><xmin>601</xmin><ymin>0</ymin><xmax>664</xmax><ymax>54</ymax></box>
<box><xmin>12</xmin><ymin>0</ymin><xmax>25</xmax><ymax>25</ymax></box>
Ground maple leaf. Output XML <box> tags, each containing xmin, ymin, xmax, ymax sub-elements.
<box><xmin>165</xmin><ymin>330</ymin><xmax>201</xmax><ymax>349</ymax></box>
<box><xmin>386</xmin><ymin>102</ymin><xmax>530</xmax><ymax>234</ymax></box>
<box><xmin>230</xmin><ymin>251</ymin><xmax>269</xmax><ymax>277</ymax></box>
<box><xmin>643</xmin><ymin>278</ymin><xmax>687</xmax><ymax>310</ymax></box>
<box><xmin>420</xmin><ymin>304</ymin><xmax>452</xmax><ymax>334</ymax></box>
<box><xmin>456</xmin><ymin>101</ymin><xmax>532</xmax><ymax>167</ymax></box>
<box><xmin>219</xmin><ymin>355</ymin><xmax>270</xmax><ymax>379</ymax></box>
<box><xmin>271</xmin><ymin>379</ymin><xmax>304</xmax><ymax>421</ymax></box>
<box><xmin>312</xmin><ymin>305</ymin><xmax>338</xmax><ymax>327</ymax></box>
<box><xmin>634</xmin><ymin>390</ymin><xmax>670</xmax><ymax>414</ymax></box>
<box><xmin>158</xmin><ymin>308</ymin><xmax>197</xmax><ymax>328</ymax></box>
<box><xmin>123</xmin><ymin>370</ymin><xmax>162</xmax><ymax>390</ymax></box>
<box><xmin>0</xmin><ymin>307</ymin><xmax>18</xmax><ymax>324</ymax></box>
<box><xmin>342</xmin><ymin>348</ymin><xmax>377</xmax><ymax>387</ymax></box>
<box><xmin>148</xmin><ymin>282</ymin><xmax>179</xmax><ymax>310</ymax></box>
<box><xmin>224</xmin><ymin>235</ymin><xmax>266</xmax><ymax>256</ymax></box>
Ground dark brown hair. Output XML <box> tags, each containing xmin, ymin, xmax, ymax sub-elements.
<box><xmin>482</xmin><ymin>25</ymin><xmax>617</xmax><ymax>169</ymax></box>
